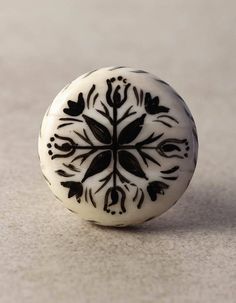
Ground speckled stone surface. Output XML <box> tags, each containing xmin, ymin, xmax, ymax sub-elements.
<box><xmin>1</xmin><ymin>1</ymin><xmax>236</xmax><ymax>302</ymax></box>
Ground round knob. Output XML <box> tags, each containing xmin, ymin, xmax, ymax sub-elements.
<box><xmin>38</xmin><ymin>66</ymin><xmax>198</xmax><ymax>227</ymax></box>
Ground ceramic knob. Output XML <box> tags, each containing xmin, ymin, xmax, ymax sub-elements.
<box><xmin>38</xmin><ymin>66</ymin><xmax>198</xmax><ymax>226</ymax></box>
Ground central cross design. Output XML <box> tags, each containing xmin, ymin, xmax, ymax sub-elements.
<box><xmin>47</xmin><ymin>76</ymin><xmax>185</xmax><ymax>214</ymax></box>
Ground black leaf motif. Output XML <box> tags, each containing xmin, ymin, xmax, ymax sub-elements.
<box><xmin>61</xmin><ymin>181</ymin><xmax>83</xmax><ymax>201</ymax></box>
<box><xmin>63</xmin><ymin>163</ymin><xmax>80</xmax><ymax>172</ymax></box>
<box><xmin>160</xmin><ymin>166</ymin><xmax>179</xmax><ymax>174</ymax></box>
<box><xmin>83</xmin><ymin>114</ymin><xmax>112</xmax><ymax>144</ymax></box>
<box><xmin>147</xmin><ymin>181</ymin><xmax>169</xmax><ymax>201</ymax></box>
<box><xmin>55</xmin><ymin>169</ymin><xmax>75</xmax><ymax>177</ymax></box>
<box><xmin>82</xmin><ymin>151</ymin><xmax>112</xmax><ymax>182</ymax></box>
<box><xmin>137</xmin><ymin>189</ymin><xmax>145</xmax><ymax>209</ymax></box>
<box><xmin>89</xmin><ymin>189</ymin><xmax>96</xmax><ymax>207</ymax></box>
<box><xmin>144</xmin><ymin>92</ymin><xmax>169</xmax><ymax>115</ymax></box>
<box><xmin>118</xmin><ymin>150</ymin><xmax>148</xmax><ymax>180</ymax></box>
<box><xmin>63</xmin><ymin>93</ymin><xmax>85</xmax><ymax>116</ymax></box>
<box><xmin>118</xmin><ymin>114</ymin><xmax>146</xmax><ymax>145</ymax></box>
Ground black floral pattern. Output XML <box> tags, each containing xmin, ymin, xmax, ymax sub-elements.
<box><xmin>61</xmin><ymin>181</ymin><xmax>83</xmax><ymax>202</ymax></box>
<box><xmin>63</xmin><ymin>93</ymin><xmax>85</xmax><ymax>116</ymax></box>
<box><xmin>46</xmin><ymin>73</ymin><xmax>192</xmax><ymax>214</ymax></box>
<box><xmin>147</xmin><ymin>181</ymin><xmax>169</xmax><ymax>201</ymax></box>
<box><xmin>144</xmin><ymin>92</ymin><xmax>169</xmax><ymax>115</ymax></box>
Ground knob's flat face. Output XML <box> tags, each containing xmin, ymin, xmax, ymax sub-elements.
<box><xmin>38</xmin><ymin>67</ymin><xmax>198</xmax><ymax>226</ymax></box>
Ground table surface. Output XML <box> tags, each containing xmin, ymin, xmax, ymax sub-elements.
<box><xmin>1</xmin><ymin>1</ymin><xmax>236</xmax><ymax>302</ymax></box>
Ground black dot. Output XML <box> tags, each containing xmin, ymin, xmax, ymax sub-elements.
<box><xmin>48</xmin><ymin>150</ymin><xmax>53</xmax><ymax>155</ymax></box>
<box><xmin>118</xmin><ymin>76</ymin><xmax>122</xmax><ymax>80</ymax></box>
<box><xmin>111</xmin><ymin>77</ymin><xmax>115</xmax><ymax>82</ymax></box>
<box><xmin>119</xmin><ymin>211</ymin><xmax>122</xmax><ymax>215</ymax></box>
<box><xmin>111</xmin><ymin>211</ymin><xmax>116</xmax><ymax>215</ymax></box>
<box><xmin>106</xmin><ymin>209</ymin><xmax>110</xmax><ymax>213</ymax></box>
<box><xmin>47</xmin><ymin>143</ymin><xmax>52</xmax><ymax>148</ymax></box>
<box><xmin>184</xmin><ymin>153</ymin><xmax>188</xmax><ymax>157</ymax></box>
<box><xmin>50</xmin><ymin>137</ymin><xmax>55</xmax><ymax>142</ymax></box>
<box><xmin>186</xmin><ymin>147</ymin><xmax>190</xmax><ymax>151</ymax></box>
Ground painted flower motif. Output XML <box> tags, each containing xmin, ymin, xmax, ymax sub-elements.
<box><xmin>61</xmin><ymin>181</ymin><xmax>83</xmax><ymax>202</ymax></box>
<box><xmin>106</xmin><ymin>76</ymin><xmax>131</xmax><ymax>108</ymax></box>
<box><xmin>47</xmin><ymin>134</ymin><xmax>77</xmax><ymax>160</ymax></box>
<box><xmin>144</xmin><ymin>92</ymin><xmax>169</xmax><ymax>114</ymax></box>
<box><xmin>157</xmin><ymin>138</ymin><xmax>189</xmax><ymax>159</ymax></box>
<box><xmin>104</xmin><ymin>187</ymin><xmax>126</xmax><ymax>215</ymax></box>
<box><xmin>63</xmin><ymin>93</ymin><xmax>85</xmax><ymax>116</ymax></box>
<box><xmin>147</xmin><ymin>181</ymin><xmax>169</xmax><ymax>201</ymax></box>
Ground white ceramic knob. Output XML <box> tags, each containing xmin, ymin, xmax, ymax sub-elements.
<box><xmin>38</xmin><ymin>66</ymin><xmax>198</xmax><ymax>226</ymax></box>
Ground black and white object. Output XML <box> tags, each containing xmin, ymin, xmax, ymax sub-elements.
<box><xmin>38</xmin><ymin>67</ymin><xmax>198</xmax><ymax>226</ymax></box>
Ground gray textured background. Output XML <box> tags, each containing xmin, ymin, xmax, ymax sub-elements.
<box><xmin>1</xmin><ymin>1</ymin><xmax>236</xmax><ymax>302</ymax></box>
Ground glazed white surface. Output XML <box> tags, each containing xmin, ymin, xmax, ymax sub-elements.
<box><xmin>38</xmin><ymin>67</ymin><xmax>198</xmax><ymax>226</ymax></box>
